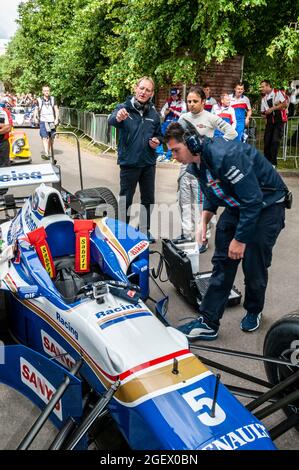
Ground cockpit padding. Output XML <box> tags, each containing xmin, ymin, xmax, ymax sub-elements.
<box><xmin>53</xmin><ymin>255</ymin><xmax>106</xmax><ymax>303</ymax></box>
<box><xmin>44</xmin><ymin>193</ymin><xmax>65</xmax><ymax>217</ymax></box>
<box><xmin>43</xmin><ymin>218</ymin><xmax>75</xmax><ymax>258</ymax></box>
<box><xmin>28</xmin><ymin>216</ymin><xmax>105</xmax><ymax>303</ymax></box>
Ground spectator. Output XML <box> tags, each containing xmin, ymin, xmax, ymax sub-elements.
<box><xmin>229</xmin><ymin>82</ymin><xmax>252</xmax><ymax>141</ymax></box>
<box><xmin>0</xmin><ymin>102</ymin><xmax>13</xmax><ymax>195</ymax></box>
<box><xmin>108</xmin><ymin>77</ymin><xmax>163</xmax><ymax>242</ymax></box>
<box><xmin>280</xmin><ymin>87</ymin><xmax>289</xmax><ymax>104</ymax></box>
<box><xmin>203</xmin><ymin>84</ymin><xmax>217</xmax><ymax>112</ymax></box>
<box><xmin>290</xmin><ymin>85</ymin><xmax>299</xmax><ymax>146</ymax></box>
<box><xmin>156</xmin><ymin>87</ymin><xmax>186</xmax><ymax>161</ymax></box>
<box><xmin>212</xmin><ymin>92</ymin><xmax>237</xmax><ymax>137</ymax></box>
<box><xmin>165</xmin><ymin>121</ymin><xmax>288</xmax><ymax>340</ymax></box>
<box><xmin>287</xmin><ymin>81</ymin><xmax>297</xmax><ymax>117</ymax></box>
<box><xmin>260</xmin><ymin>80</ymin><xmax>287</xmax><ymax>167</ymax></box>
<box><xmin>2</xmin><ymin>92</ymin><xmax>15</xmax><ymax>108</ymax></box>
<box><xmin>175</xmin><ymin>86</ymin><xmax>237</xmax><ymax>245</ymax></box>
<box><xmin>34</xmin><ymin>85</ymin><xmax>59</xmax><ymax>160</ymax></box>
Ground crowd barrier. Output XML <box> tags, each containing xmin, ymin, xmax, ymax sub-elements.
<box><xmin>59</xmin><ymin>107</ymin><xmax>116</xmax><ymax>151</ymax></box>
<box><xmin>247</xmin><ymin>116</ymin><xmax>299</xmax><ymax>167</ymax></box>
<box><xmin>59</xmin><ymin>107</ymin><xmax>299</xmax><ymax>166</ymax></box>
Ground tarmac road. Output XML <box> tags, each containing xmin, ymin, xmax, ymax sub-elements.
<box><xmin>0</xmin><ymin>128</ymin><xmax>298</xmax><ymax>449</ymax></box>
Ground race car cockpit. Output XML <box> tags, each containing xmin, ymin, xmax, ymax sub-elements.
<box><xmin>5</xmin><ymin>184</ymin><xmax>148</xmax><ymax>306</ymax></box>
<box><xmin>23</xmin><ymin>214</ymin><xmax>110</xmax><ymax>304</ymax></box>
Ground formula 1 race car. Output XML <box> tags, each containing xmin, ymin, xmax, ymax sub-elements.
<box><xmin>10</xmin><ymin>106</ymin><xmax>33</xmax><ymax>128</ymax></box>
<box><xmin>9</xmin><ymin>128</ymin><xmax>32</xmax><ymax>164</ymax></box>
<box><xmin>0</xmin><ymin>137</ymin><xmax>298</xmax><ymax>451</ymax></box>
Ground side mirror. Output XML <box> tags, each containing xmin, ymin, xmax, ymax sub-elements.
<box><xmin>17</xmin><ymin>286</ymin><xmax>41</xmax><ymax>300</ymax></box>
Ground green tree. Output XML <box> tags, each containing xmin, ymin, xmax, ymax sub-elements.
<box><xmin>0</xmin><ymin>0</ymin><xmax>298</xmax><ymax>109</ymax></box>
<box><xmin>51</xmin><ymin>1</ymin><xmax>114</xmax><ymax>111</ymax></box>
<box><xmin>0</xmin><ymin>0</ymin><xmax>78</xmax><ymax>93</ymax></box>
<box><xmin>101</xmin><ymin>0</ymin><xmax>298</xmax><ymax>102</ymax></box>
<box><xmin>265</xmin><ymin>20</ymin><xmax>299</xmax><ymax>83</ymax></box>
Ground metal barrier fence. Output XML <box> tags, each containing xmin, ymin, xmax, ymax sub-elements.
<box><xmin>59</xmin><ymin>107</ymin><xmax>116</xmax><ymax>151</ymax></box>
<box><xmin>59</xmin><ymin>107</ymin><xmax>299</xmax><ymax>165</ymax></box>
<box><xmin>247</xmin><ymin>116</ymin><xmax>299</xmax><ymax>167</ymax></box>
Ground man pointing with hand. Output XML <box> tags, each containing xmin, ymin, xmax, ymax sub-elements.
<box><xmin>108</xmin><ymin>77</ymin><xmax>162</xmax><ymax>242</ymax></box>
<box><xmin>165</xmin><ymin>121</ymin><xmax>288</xmax><ymax>340</ymax></box>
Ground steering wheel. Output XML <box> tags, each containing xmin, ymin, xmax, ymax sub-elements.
<box><xmin>76</xmin><ymin>280</ymin><xmax>141</xmax><ymax>298</ymax></box>
<box><xmin>75</xmin><ymin>283</ymin><xmax>94</xmax><ymax>297</ymax></box>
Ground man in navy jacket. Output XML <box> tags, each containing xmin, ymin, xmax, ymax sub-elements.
<box><xmin>108</xmin><ymin>77</ymin><xmax>163</xmax><ymax>241</ymax></box>
<box><xmin>165</xmin><ymin>121</ymin><xmax>288</xmax><ymax>340</ymax></box>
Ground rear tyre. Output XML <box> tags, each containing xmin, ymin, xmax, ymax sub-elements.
<box><xmin>75</xmin><ymin>187</ymin><xmax>118</xmax><ymax>219</ymax></box>
<box><xmin>263</xmin><ymin>312</ymin><xmax>299</xmax><ymax>430</ymax></box>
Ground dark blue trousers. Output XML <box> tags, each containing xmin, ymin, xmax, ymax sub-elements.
<box><xmin>119</xmin><ymin>165</ymin><xmax>156</xmax><ymax>232</ymax></box>
<box><xmin>200</xmin><ymin>203</ymin><xmax>285</xmax><ymax>330</ymax></box>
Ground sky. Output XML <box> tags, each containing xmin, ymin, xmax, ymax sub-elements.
<box><xmin>0</xmin><ymin>0</ymin><xmax>25</xmax><ymax>40</ymax></box>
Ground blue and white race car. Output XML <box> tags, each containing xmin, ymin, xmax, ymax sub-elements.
<box><xmin>10</xmin><ymin>106</ymin><xmax>33</xmax><ymax>128</ymax></box>
<box><xmin>0</xmin><ymin>161</ymin><xmax>298</xmax><ymax>450</ymax></box>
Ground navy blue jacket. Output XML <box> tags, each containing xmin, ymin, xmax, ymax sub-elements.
<box><xmin>188</xmin><ymin>137</ymin><xmax>288</xmax><ymax>243</ymax></box>
<box><xmin>108</xmin><ymin>96</ymin><xmax>163</xmax><ymax>167</ymax></box>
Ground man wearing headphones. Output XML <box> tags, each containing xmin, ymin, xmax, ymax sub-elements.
<box><xmin>164</xmin><ymin>121</ymin><xmax>288</xmax><ymax>340</ymax></box>
<box><xmin>108</xmin><ymin>77</ymin><xmax>162</xmax><ymax>242</ymax></box>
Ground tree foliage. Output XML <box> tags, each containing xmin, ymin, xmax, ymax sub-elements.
<box><xmin>50</xmin><ymin>1</ymin><xmax>114</xmax><ymax>111</ymax></box>
<box><xmin>0</xmin><ymin>0</ymin><xmax>298</xmax><ymax>110</ymax></box>
<box><xmin>1</xmin><ymin>0</ymin><xmax>78</xmax><ymax>91</ymax></box>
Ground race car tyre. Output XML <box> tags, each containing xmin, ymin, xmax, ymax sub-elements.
<box><xmin>263</xmin><ymin>312</ymin><xmax>299</xmax><ymax>430</ymax></box>
<box><xmin>75</xmin><ymin>187</ymin><xmax>118</xmax><ymax>219</ymax></box>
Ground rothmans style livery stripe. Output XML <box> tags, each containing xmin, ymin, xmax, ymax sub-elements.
<box><xmin>95</xmin><ymin>218</ymin><xmax>130</xmax><ymax>271</ymax></box>
<box><xmin>99</xmin><ymin>311</ymin><xmax>152</xmax><ymax>330</ymax></box>
<box><xmin>37</xmin><ymin>207</ymin><xmax>45</xmax><ymax>218</ymax></box>
<box><xmin>10</xmin><ymin>289</ymin><xmax>208</xmax><ymax>406</ymax></box>
<box><xmin>97</xmin><ymin>308</ymin><xmax>152</xmax><ymax>330</ymax></box>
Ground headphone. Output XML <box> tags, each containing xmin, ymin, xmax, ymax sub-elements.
<box><xmin>133</xmin><ymin>97</ymin><xmax>151</xmax><ymax>114</ymax></box>
<box><xmin>180</xmin><ymin>119</ymin><xmax>204</xmax><ymax>155</ymax></box>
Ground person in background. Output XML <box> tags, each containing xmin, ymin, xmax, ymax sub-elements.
<box><xmin>260</xmin><ymin>80</ymin><xmax>287</xmax><ymax>167</ymax></box>
<box><xmin>34</xmin><ymin>85</ymin><xmax>59</xmax><ymax>160</ymax></box>
<box><xmin>229</xmin><ymin>82</ymin><xmax>252</xmax><ymax>142</ymax></box>
<box><xmin>212</xmin><ymin>92</ymin><xmax>236</xmax><ymax>137</ymax></box>
<box><xmin>203</xmin><ymin>84</ymin><xmax>217</xmax><ymax>112</ymax></box>
<box><xmin>30</xmin><ymin>98</ymin><xmax>39</xmax><ymax>128</ymax></box>
<box><xmin>287</xmin><ymin>81</ymin><xmax>296</xmax><ymax>118</ymax></box>
<box><xmin>175</xmin><ymin>86</ymin><xmax>237</xmax><ymax>248</ymax></box>
<box><xmin>156</xmin><ymin>87</ymin><xmax>186</xmax><ymax>161</ymax></box>
<box><xmin>108</xmin><ymin>77</ymin><xmax>163</xmax><ymax>243</ymax></box>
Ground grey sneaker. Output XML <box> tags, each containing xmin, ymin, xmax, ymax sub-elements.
<box><xmin>173</xmin><ymin>234</ymin><xmax>194</xmax><ymax>244</ymax></box>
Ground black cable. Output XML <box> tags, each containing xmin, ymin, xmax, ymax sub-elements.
<box><xmin>149</xmin><ymin>271</ymin><xmax>167</xmax><ymax>298</ymax></box>
<box><xmin>149</xmin><ymin>249</ymin><xmax>169</xmax><ymax>283</ymax></box>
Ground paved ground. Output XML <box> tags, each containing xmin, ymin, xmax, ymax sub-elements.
<box><xmin>0</xmin><ymin>128</ymin><xmax>298</xmax><ymax>449</ymax></box>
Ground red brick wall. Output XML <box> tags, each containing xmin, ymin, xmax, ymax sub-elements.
<box><xmin>155</xmin><ymin>55</ymin><xmax>243</xmax><ymax>111</ymax></box>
